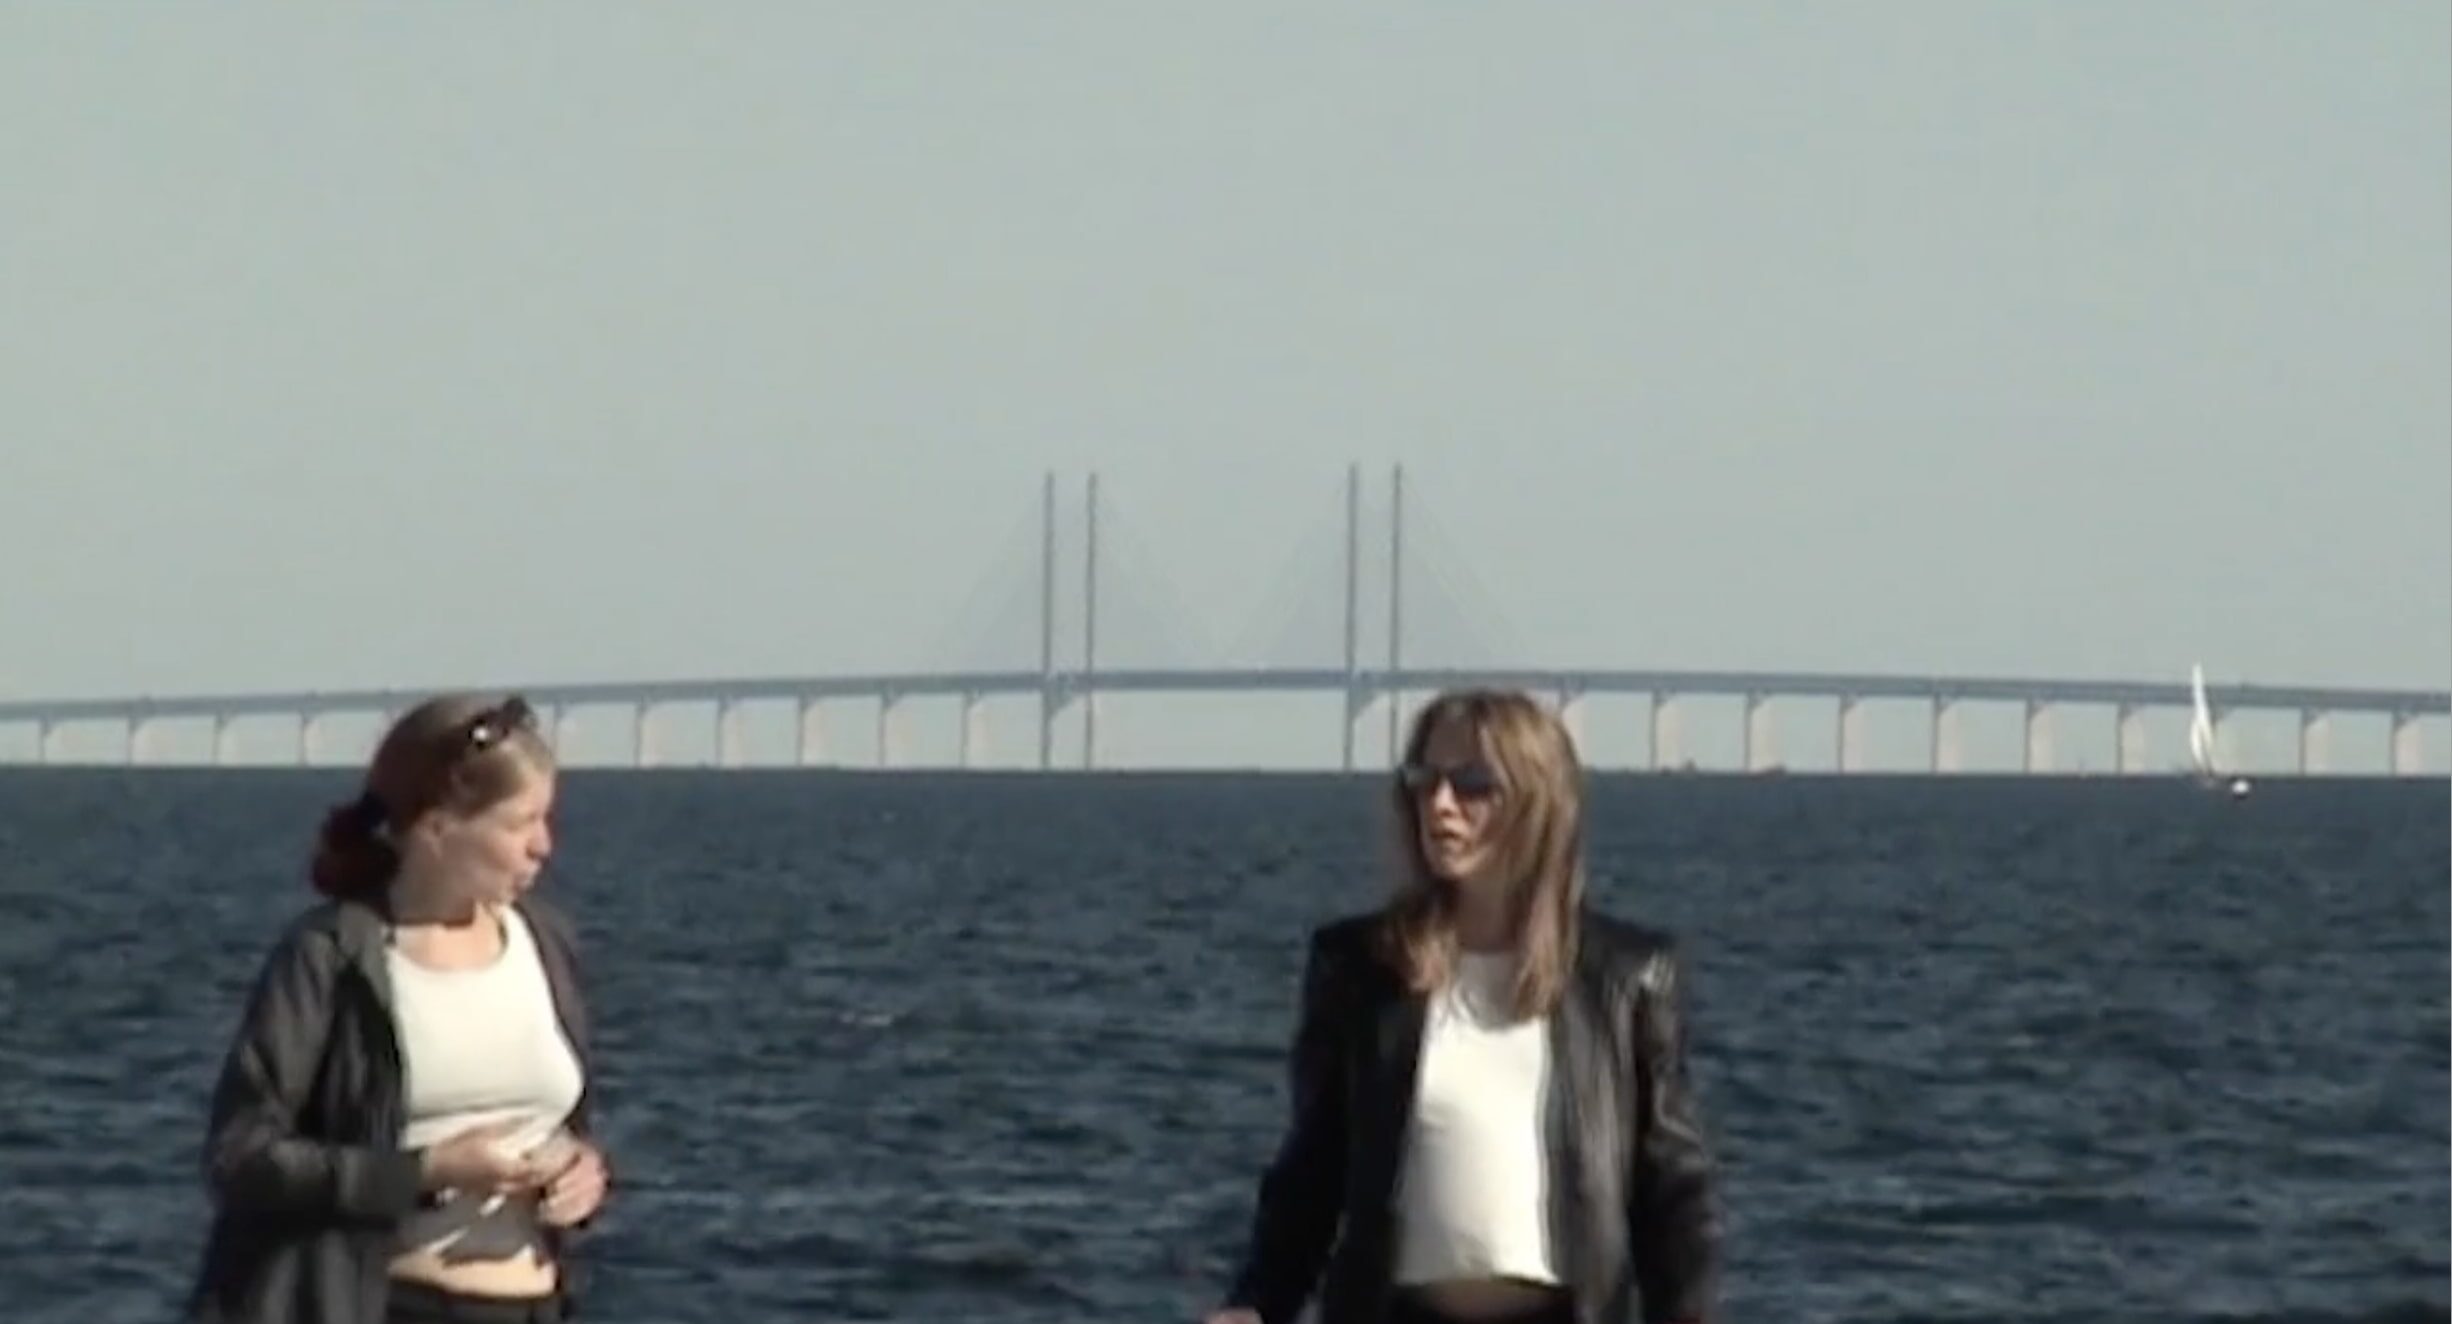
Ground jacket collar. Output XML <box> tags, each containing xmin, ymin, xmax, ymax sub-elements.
<box><xmin>310</xmin><ymin>895</ymin><xmax>397</xmax><ymax>1007</ymax></box>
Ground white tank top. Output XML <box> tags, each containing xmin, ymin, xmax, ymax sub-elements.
<box><xmin>1393</xmin><ymin>951</ymin><xmax>1561</xmax><ymax>1287</ymax></box>
<box><xmin>386</xmin><ymin>905</ymin><xmax>585</xmax><ymax>1258</ymax></box>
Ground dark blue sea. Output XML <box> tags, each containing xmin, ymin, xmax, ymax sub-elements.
<box><xmin>0</xmin><ymin>770</ymin><xmax>2444</xmax><ymax>1323</ymax></box>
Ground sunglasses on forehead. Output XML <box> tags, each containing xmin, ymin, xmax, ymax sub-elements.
<box><xmin>460</xmin><ymin>696</ymin><xmax>536</xmax><ymax>753</ymax></box>
<box><xmin>1397</xmin><ymin>759</ymin><xmax>1502</xmax><ymax>801</ymax></box>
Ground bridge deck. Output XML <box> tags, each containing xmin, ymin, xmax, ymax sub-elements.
<box><xmin>0</xmin><ymin>667</ymin><xmax>2443</xmax><ymax>723</ymax></box>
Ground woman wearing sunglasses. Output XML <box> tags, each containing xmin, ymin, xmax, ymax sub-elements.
<box><xmin>188</xmin><ymin>695</ymin><xmax>610</xmax><ymax>1324</ymax></box>
<box><xmin>1209</xmin><ymin>689</ymin><xmax>1720</xmax><ymax>1324</ymax></box>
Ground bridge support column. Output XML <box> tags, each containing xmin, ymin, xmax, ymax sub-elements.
<box><xmin>958</xmin><ymin>693</ymin><xmax>988</xmax><ymax>769</ymax></box>
<box><xmin>878</xmin><ymin>693</ymin><xmax>905</xmax><ymax>769</ymax></box>
<box><xmin>1385</xmin><ymin>685</ymin><xmax>1408</xmax><ymax>768</ymax></box>
<box><xmin>1037</xmin><ymin>682</ymin><xmax>1058</xmax><ymax>771</ymax></box>
<box><xmin>550</xmin><ymin>705</ymin><xmax>579</xmax><ymax>757</ymax></box>
<box><xmin>1930</xmin><ymin>697</ymin><xmax>1963</xmax><ymax>774</ymax></box>
<box><xmin>128</xmin><ymin>716</ymin><xmax>157</xmax><ymax>767</ymax></box>
<box><xmin>214</xmin><ymin>715</ymin><xmax>240</xmax><ymax>767</ymax></box>
<box><xmin>2115</xmin><ymin>704</ymin><xmax>2147</xmax><ymax>775</ymax></box>
<box><xmin>1743</xmin><ymin>694</ymin><xmax>1777</xmax><ymax>773</ymax></box>
<box><xmin>300</xmin><ymin>713</ymin><xmax>325</xmax><ymax>767</ymax></box>
<box><xmin>1651</xmin><ymin>694</ymin><xmax>1683</xmax><ymax>772</ymax></box>
<box><xmin>2392</xmin><ymin>711</ymin><xmax>2423</xmax><ymax>775</ymax></box>
<box><xmin>633</xmin><ymin>704</ymin><xmax>660</xmax><ymax>769</ymax></box>
<box><xmin>717</xmin><ymin>700</ymin><xmax>747</xmax><ymax>770</ymax></box>
<box><xmin>1080</xmin><ymin>689</ymin><xmax>1098</xmax><ymax>772</ymax></box>
<box><xmin>2023</xmin><ymin>700</ymin><xmax>2055</xmax><ymax>774</ymax></box>
<box><xmin>2297</xmin><ymin>709</ymin><xmax>2328</xmax><ymax>775</ymax></box>
<box><xmin>1556</xmin><ymin>687</ymin><xmax>1587</xmax><ymax>761</ymax></box>
<box><xmin>1837</xmin><ymin>696</ymin><xmax>1867</xmax><ymax>773</ymax></box>
<box><xmin>796</xmin><ymin>698</ymin><xmax>826</xmax><ymax>767</ymax></box>
<box><xmin>37</xmin><ymin>720</ymin><xmax>62</xmax><ymax>766</ymax></box>
<box><xmin>1344</xmin><ymin>689</ymin><xmax>1393</xmax><ymax>769</ymax></box>
<box><xmin>1340</xmin><ymin>686</ymin><xmax>1366</xmax><ymax>773</ymax></box>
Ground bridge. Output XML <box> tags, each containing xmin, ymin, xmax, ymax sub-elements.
<box><xmin>2</xmin><ymin>466</ymin><xmax>2444</xmax><ymax>774</ymax></box>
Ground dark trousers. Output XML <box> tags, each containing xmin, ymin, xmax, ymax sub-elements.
<box><xmin>385</xmin><ymin>1279</ymin><xmax>567</xmax><ymax>1324</ymax></box>
<box><xmin>1385</xmin><ymin>1288</ymin><xmax>1575</xmax><ymax>1324</ymax></box>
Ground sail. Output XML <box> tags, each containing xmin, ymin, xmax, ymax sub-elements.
<box><xmin>2187</xmin><ymin>663</ymin><xmax>2218</xmax><ymax>777</ymax></box>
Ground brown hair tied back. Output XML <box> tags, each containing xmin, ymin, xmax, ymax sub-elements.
<box><xmin>306</xmin><ymin>695</ymin><xmax>552</xmax><ymax>902</ymax></box>
<box><xmin>311</xmin><ymin>789</ymin><xmax>400</xmax><ymax>900</ymax></box>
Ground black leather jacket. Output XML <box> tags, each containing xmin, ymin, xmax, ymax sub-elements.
<box><xmin>1223</xmin><ymin>910</ymin><xmax>1721</xmax><ymax>1324</ymax></box>
<box><xmin>184</xmin><ymin>895</ymin><xmax>600</xmax><ymax>1324</ymax></box>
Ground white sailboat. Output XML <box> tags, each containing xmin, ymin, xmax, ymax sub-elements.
<box><xmin>2188</xmin><ymin>662</ymin><xmax>2252</xmax><ymax>799</ymax></box>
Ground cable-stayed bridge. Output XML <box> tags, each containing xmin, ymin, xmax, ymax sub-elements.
<box><xmin>2</xmin><ymin>466</ymin><xmax>2444</xmax><ymax>774</ymax></box>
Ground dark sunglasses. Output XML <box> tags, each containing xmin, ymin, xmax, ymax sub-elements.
<box><xmin>460</xmin><ymin>696</ymin><xmax>536</xmax><ymax>754</ymax></box>
<box><xmin>1398</xmin><ymin>760</ymin><xmax>1502</xmax><ymax>801</ymax></box>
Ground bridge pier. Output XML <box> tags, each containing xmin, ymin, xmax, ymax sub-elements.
<box><xmin>549</xmin><ymin>705</ymin><xmax>578</xmax><ymax>757</ymax></box>
<box><xmin>633</xmin><ymin>704</ymin><xmax>660</xmax><ymax>769</ymax></box>
<box><xmin>1340</xmin><ymin>686</ymin><xmax>1366</xmax><ymax>773</ymax></box>
<box><xmin>1556</xmin><ymin>686</ymin><xmax>1587</xmax><ymax>760</ymax></box>
<box><xmin>1743</xmin><ymin>693</ymin><xmax>1777</xmax><ymax>773</ymax></box>
<box><xmin>2023</xmin><ymin>699</ymin><xmax>2055</xmax><ymax>774</ymax></box>
<box><xmin>2392</xmin><ymin>711</ymin><xmax>2423</xmax><ymax>775</ymax></box>
<box><xmin>796</xmin><ymin>698</ymin><xmax>826</xmax><ymax>767</ymax></box>
<box><xmin>1079</xmin><ymin>690</ymin><xmax>1098</xmax><ymax>771</ymax></box>
<box><xmin>2115</xmin><ymin>703</ymin><xmax>2147</xmax><ymax>775</ymax></box>
<box><xmin>1837</xmin><ymin>696</ymin><xmax>1867</xmax><ymax>773</ymax></box>
<box><xmin>1037</xmin><ymin>681</ymin><xmax>1058</xmax><ymax>771</ymax></box>
<box><xmin>213</xmin><ymin>715</ymin><xmax>240</xmax><ymax>767</ymax></box>
<box><xmin>958</xmin><ymin>693</ymin><xmax>988</xmax><ymax>769</ymax></box>
<box><xmin>2298</xmin><ymin>708</ymin><xmax>2328</xmax><ymax>775</ymax></box>
<box><xmin>1930</xmin><ymin>696</ymin><xmax>1963</xmax><ymax>774</ymax></box>
<box><xmin>878</xmin><ymin>692</ymin><xmax>905</xmax><ymax>769</ymax></box>
<box><xmin>1348</xmin><ymin>688</ymin><xmax>1404</xmax><ymax>769</ymax></box>
<box><xmin>1651</xmin><ymin>694</ymin><xmax>1683</xmax><ymax>772</ymax></box>
<box><xmin>128</xmin><ymin>716</ymin><xmax>157</xmax><ymax>766</ymax></box>
<box><xmin>717</xmin><ymin>700</ymin><xmax>747</xmax><ymax>770</ymax></box>
<box><xmin>36</xmin><ymin>720</ymin><xmax>62</xmax><ymax>766</ymax></box>
<box><xmin>300</xmin><ymin>712</ymin><xmax>328</xmax><ymax>767</ymax></box>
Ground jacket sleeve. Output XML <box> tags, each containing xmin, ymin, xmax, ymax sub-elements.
<box><xmin>1628</xmin><ymin>942</ymin><xmax>1722</xmax><ymax>1324</ymax></box>
<box><xmin>1223</xmin><ymin>929</ymin><xmax>1349</xmax><ymax>1324</ymax></box>
<box><xmin>200</xmin><ymin>928</ymin><xmax>425</xmax><ymax>1222</ymax></box>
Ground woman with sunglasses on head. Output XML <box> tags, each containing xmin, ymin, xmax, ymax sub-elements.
<box><xmin>187</xmin><ymin>695</ymin><xmax>610</xmax><ymax>1324</ymax></box>
<box><xmin>1208</xmin><ymin>689</ymin><xmax>1720</xmax><ymax>1324</ymax></box>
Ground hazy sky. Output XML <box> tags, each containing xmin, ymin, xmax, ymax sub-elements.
<box><xmin>3</xmin><ymin>4</ymin><xmax>2446</xmax><ymax>769</ymax></box>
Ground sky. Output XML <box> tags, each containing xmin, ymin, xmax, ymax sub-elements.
<box><xmin>2</xmin><ymin>4</ymin><xmax>2446</xmax><ymax>770</ymax></box>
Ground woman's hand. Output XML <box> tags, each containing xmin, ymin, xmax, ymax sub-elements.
<box><xmin>418</xmin><ymin>1119</ymin><xmax>541</xmax><ymax>1195</ymax></box>
<box><xmin>536</xmin><ymin>1139</ymin><xmax>609</xmax><ymax>1227</ymax></box>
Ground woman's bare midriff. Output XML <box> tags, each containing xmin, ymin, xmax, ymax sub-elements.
<box><xmin>1407</xmin><ymin>1277</ymin><xmax>1569</xmax><ymax>1319</ymax></box>
<box><xmin>387</xmin><ymin>1246</ymin><xmax>559</xmax><ymax>1300</ymax></box>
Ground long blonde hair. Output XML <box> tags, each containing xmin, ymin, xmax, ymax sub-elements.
<box><xmin>1378</xmin><ymin>688</ymin><xmax>1586</xmax><ymax>1019</ymax></box>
